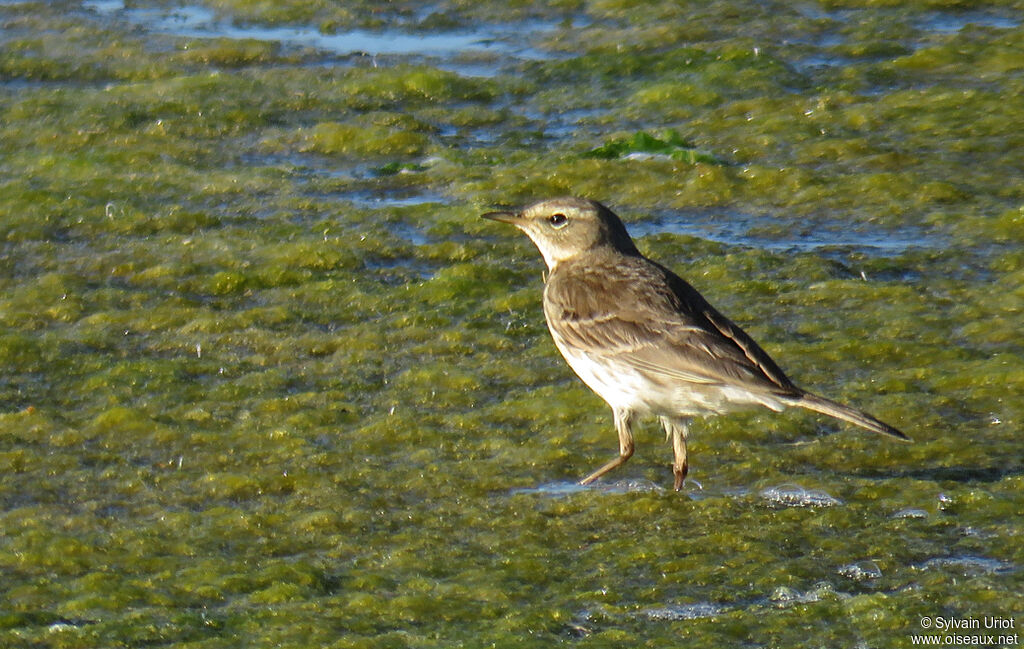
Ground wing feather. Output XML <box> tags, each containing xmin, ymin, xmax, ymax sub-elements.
<box><xmin>544</xmin><ymin>254</ymin><xmax>799</xmax><ymax>396</ymax></box>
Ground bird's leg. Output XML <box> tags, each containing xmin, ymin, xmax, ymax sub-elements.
<box><xmin>580</xmin><ymin>408</ymin><xmax>634</xmax><ymax>485</ymax></box>
<box><xmin>661</xmin><ymin>416</ymin><xmax>691</xmax><ymax>491</ymax></box>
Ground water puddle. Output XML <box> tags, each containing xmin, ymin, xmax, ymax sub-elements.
<box><xmin>919</xmin><ymin>11</ymin><xmax>1019</xmax><ymax>34</ymax></box>
<box><xmin>387</xmin><ymin>221</ymin><xmax>432</xmax><ymax>247</ymax></box>
<box><xmin>512</xmin><ymin>478</ymin><xmax>666</xmax><ymax>496</ymax></box>
<box><xmin>238</xmin><ymin>153</ymin><xmax>444</xmax><ymax>210</ymax></box>
<box><xmin>838</xmin><ymin>560</ymin><xmax>883</xmax><ymax>581</ymax></box>
<box><xmin>629</xmin><ymin>583</ymin><xmax>847</xmax><ymax>628</ymax></box>
<box><xmin>339</xmin><ymin>189</ymin><xmax>446</xmax><ymax>210</ymax></box>
<box><xmin>82</xmin><ymin>0</ymin><xmax>554</xmax><ymax>76</ymax></box>
<box><xmin>891</xmin><ymin>507</ymin><xmax>929</xmax><ymax>519</ymax></box>
<box><xmin>578</xmin><ymin>581</ymin><xmax>857</xmax><ymax>634</ymax></box>
<box><xmin>917</xmin><ymin>555</ymin><xmax>1015</xmax><ymax>577</ymax></box>
<box><xmin>760</xmin><ymin>484</ymin><xmax>843</xmax><ymax>508</ymax></box>
<box><xmin>790</xmin><ymin>7</ymin><xmax>1019</xmax><ymax>74</ymax></box>
<box><xmin>630</xmin><ymin>209</ymin><xmax>938</xmax><ymax>256</ymax></box>
<box><xmin>641</xmin><ymin>602</ymin><xmax>726</xmax><ymax>621</ymax></box>
<box><xmin>768</xmin><ymin>582</ymin><xmax>847</xmax><ymax>606</ymax></box>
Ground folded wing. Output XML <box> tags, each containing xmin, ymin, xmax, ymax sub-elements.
<box><xmin>544</xmin><ymin>256</ymin><xmax>801</xmax><ymax>397</ymax></box>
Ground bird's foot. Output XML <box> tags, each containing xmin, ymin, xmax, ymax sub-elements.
<box><xmin>673</xmin><ymin>463</ymin><xmax>688</xmax><ymax>491</ymax></box>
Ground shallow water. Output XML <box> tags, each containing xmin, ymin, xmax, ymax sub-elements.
<box><xmin>83</xmin><ymin>0</ymin><xmax>553</xmax><ymax>75</ymax></box>
<box><xmin>628</xmin><ymin>207</ymin><xmax>943</xmax><ymax>254</ymax></box>
<box><xmin>1</xmin><ymin>0</ymin><xmax>1022</xmax><ymax>647</ymax></box>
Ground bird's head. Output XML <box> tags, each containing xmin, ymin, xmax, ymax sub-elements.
<box><xmin>482</xmin><ymin>197</ymin><xmax>639</xmax><ymax>270</ymax></box>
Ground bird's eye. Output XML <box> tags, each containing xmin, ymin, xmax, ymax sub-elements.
<box><xmin>547</xmin><ymin>213</ymin><xmax>568</xmax><ymax>229</ymax></box>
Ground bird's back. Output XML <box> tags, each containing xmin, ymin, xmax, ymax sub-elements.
<box><xmin>543</xmin><ymin>249</ymin><xmax>801</xmax><ymax>410</ymax></box>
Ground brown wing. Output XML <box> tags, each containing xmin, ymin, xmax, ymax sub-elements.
<box><xmin>544</xmin><ymin>253</ymin><xmax>800</xmax><ymax>396</ymax></box>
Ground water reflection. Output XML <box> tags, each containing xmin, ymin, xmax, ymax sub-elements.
<box><xmin>82</xmin><ymin>0</ymin><xmax>553</xmax><ymax>75</ymax></box>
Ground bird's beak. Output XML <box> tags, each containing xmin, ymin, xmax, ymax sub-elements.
<box><xmin>481</xmin><ymin>210</ymin><xmax>522</xmax><ymax>226</ymax></box>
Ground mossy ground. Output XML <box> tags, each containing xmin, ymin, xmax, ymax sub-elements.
<box><xmin>1</xmin><ymin>0</ymin><xmax>1022</xmax><ymax>647</ymax></box>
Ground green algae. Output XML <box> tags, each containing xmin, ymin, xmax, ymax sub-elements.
<box><xmin>583</xmin><ymin>130</ymin><xmax>723</xmax><ymax>165</ymax></box>
<box><xmin>1</xmin><ymin>0</ymin><xmax>1023</xmax><ymax>647</ymax></box>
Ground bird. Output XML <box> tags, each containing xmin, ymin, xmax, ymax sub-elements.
<box><xmin>482</xmin><ymin>197</ymin><xmax>909</xmax><ymax>491</ymax></box>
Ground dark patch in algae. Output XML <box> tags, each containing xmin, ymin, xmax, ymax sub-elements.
<box><xmin>1</xmin><ymin>0</ymin><xmax>1022</xmax><ymax>647</ymax></box>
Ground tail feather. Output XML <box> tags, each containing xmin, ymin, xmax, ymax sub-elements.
<box><xmin>790</xmin><ymin>392</ymin><xmax>911</xmax><ymax>442</ymax></box>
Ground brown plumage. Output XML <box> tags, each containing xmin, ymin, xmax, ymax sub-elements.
<box><xmin>483</xmin><ymin>197</ymin><xmax>909</xmax><ymax>490</ymax></box>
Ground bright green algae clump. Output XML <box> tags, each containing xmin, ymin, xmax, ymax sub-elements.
<box><xmin>1</xmin><ymin>0</ymin><xmax>1023</xmax><ymax>647</ymax></box>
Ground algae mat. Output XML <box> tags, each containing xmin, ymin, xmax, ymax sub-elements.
<box><xmin>1</xmin><ymin>0</ymin><xmax>1022</xmax><ymax>647</ymax></box>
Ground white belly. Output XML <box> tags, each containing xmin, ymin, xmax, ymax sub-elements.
<box><xmin>553</xmin><ymin>339</ymin><xmax>785</xmax><ymax>417</ymax></box>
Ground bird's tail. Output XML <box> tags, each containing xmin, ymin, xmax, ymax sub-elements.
<box><xmin>788</xmin><ymin>392</ymin><xmax>911</xmax><ymax>441</ymax></box>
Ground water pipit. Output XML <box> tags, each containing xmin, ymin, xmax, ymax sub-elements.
<box><xmin>483</xmin><ymin>197</ymin><xmax>909</xmax><ymax>491</ymax></box>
